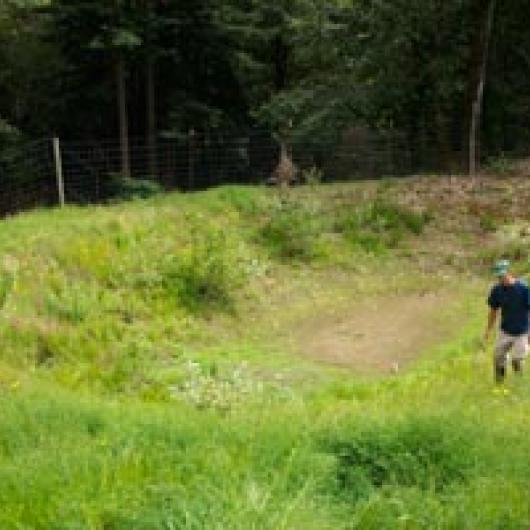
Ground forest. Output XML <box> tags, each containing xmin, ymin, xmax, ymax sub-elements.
<box><xmin>0</xmin><ymin>0</ymin><xmax>529</xmax><ymax>180</ymax></box>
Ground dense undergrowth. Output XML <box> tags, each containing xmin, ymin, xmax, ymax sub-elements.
<box><xmin>2</xmin><ymin>179</ymin><xmax>530</xmax><ymax>529</ymax></box>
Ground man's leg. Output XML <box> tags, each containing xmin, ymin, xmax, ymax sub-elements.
<box><xmin>511</xmin><ymin>333</ymin><xmax>529</xmax><ymax>375</ymax></box>
<box><xmin>494</xmin><ymin>331</ymin><xmax>513</xmax><ymax>383</ymax></box>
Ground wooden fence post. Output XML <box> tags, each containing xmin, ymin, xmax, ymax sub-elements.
<box><xmin>52</xmin><ymin>137</ymin><xmax>65</xmax><ymax>207</ymax></box>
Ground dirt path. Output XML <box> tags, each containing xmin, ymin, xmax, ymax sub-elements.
<box><xmin>290</xmin><ymin>291</ymin><xmax>458</xmax><ymax>374</ymax></box>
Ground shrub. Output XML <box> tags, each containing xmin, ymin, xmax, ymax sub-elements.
<box><xmin>484</xmin><ymin>154</ymin><xmax>516</xmax><ymax>176</ymax></box>
<box><xmin>336</xmin><ymin>200</ymin><xmax>431</xmax><ymax>252</ymax></box>
<box><xmin>162</xmin><ymin>227</ymin><xmax>244</xmax><ymax>312</ymax></box>
<box><xmin>104</xmin><ymin>174</ymin><xmax>163</xmax><ymax>202</ymax></box>
<box><xmin>325</xmin><ymin>417</ymin><xmax>474</xmax><ymax>503</ymax></box>
<box><xmin>258</xmin><ymin>199</ymin><xmax>323</xmax><ymax>260</ymax></box>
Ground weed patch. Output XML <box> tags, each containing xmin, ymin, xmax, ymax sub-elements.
<box><xmin>325</xmin><ymin>417</ymin><xmax>475</xmax><ymax>502</ymax></box>
<box><xmin>41</xmin><ymin>279</ymin><xmax>101</xmax><ymax>323</ymax></box>
<box><xmin>479</xmin><ymin>213</ymin><xmax>498</xmax><ymax>233</ymax></box>
<box><xmin>258</xmin><ymin>198</ymin><xmax>324</xmax><ymax>260</ymax></box>
<box><xmin>215</xmin><ymin>186</ymin><xmax>266</xmax><ymax>217</ymax></box>
<box><xmin>0</xmin><ymin>269</ymin><xmax>14</xmax><ymax>310</ymax></box>
<box><xmin>105</xmin><ymin>174</ymin><xmax>163</xmax><ymax>202</ymax></box>
<box><xmin>169</xmin><ymin>360</ymin><xmax>267</xmax><ymax>411</ymax></box>
<box><xmin>476</xmin><ymin>228</ymin><xmax>530</xmax><ymax>274</ymax></box>
<box><xmin>161</xmin><ymin>226</ymin><xmax>245</xmax><ymax>312</ymax></box>
<box><xmin>336</xmin><ymin>200</ymin><xmax>431</xmax><ymax>253</ymax></box>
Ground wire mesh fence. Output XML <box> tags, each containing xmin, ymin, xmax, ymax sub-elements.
<box><xmin>0</xmin><ymin>138</ymin><xmax>56</xmax><ymax>216</ymax></box>
<box><xmin>59</xmin><ymin>130</ymin><xmax>280</xmax><ymax>201</ymax></box>
<box><xmin>0</xmin><ymin>127</ymin><xmax>519</xmax><ymax>219</ymax></box>
<box><xmin>57</xmin><ymin>129</ymin><xmax>471</xmax><ymax>200</ymax></box>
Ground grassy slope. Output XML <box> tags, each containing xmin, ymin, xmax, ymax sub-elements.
<box><xmin>1</xmin><ymin>178</ymin><xmax>530</xmax><ymax>529</ymax></box>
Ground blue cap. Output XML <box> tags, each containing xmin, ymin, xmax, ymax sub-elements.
<box><xmin>493</xmin><ymin>259</ymin><xmax>510</xmax><ymax>277</ymax></box>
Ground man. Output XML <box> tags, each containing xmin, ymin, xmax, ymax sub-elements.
<box><xmin>484</xmin><ymin>260</ymin><xmax>530</xmax><ymax>383</ymax></box>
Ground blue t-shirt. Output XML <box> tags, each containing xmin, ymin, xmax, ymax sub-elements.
<box><xmin>488</xmin><ymin>279</ymin><xmax>530</xmax><ymax>335</ymax></box>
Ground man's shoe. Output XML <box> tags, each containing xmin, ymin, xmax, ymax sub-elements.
<box><xmin>495</xmin><ymin>365</ymin><xmax>506</xmax><ymax>383</ymax></box>
<box><xmin>512</xmin><ymin>359</ymin><xmax>524</xmax><ymax>375</ymax></box>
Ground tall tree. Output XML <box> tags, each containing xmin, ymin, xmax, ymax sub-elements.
<box><xmin>468</xmin><ymin>0</ymin><xmax>497</xmax><ymax>175</ymax></box>
<box><xmin>143</xmin><ymin>0</ymin><xmax>157</xmax><ymax>178</ymax></box>
<box><xmin>113</xmin><ymin>0</ymin><xmax>132</xmax><ymax>178</ymax></box>
<box><xmin>47</xmin><ymin>0</ymin><xmax>142</xmax><ymax>176</ymax></box>
<box><xmin>0</xmin><ymin>0</ymin><xmax>60</xmax><ymax>136</ymax></box>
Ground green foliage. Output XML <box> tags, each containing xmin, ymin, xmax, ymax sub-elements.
<box><xmin>0</xmin><ymin>118</ymin><xmax>33</xmax><ymax>186</ymax></box>
<box><xmin>254</xmin><ymin>194</ymin><xmax>430</xmax><ymax>261</ymax></box>
<box><xmin>476</xmin><ymin>222</ymin><xmax>530</xmax><ymax>274</ymax></box>
<box><xmin>301</xmin><ymin>166</ymin><xmax>324</xmax><ymax>186</ymax></box>
<box><xmin>479</xmin><ymin>213</ymin><xmax>498</xmax><ymax>233</ymax></box>
<box><xmin>170</xmin><ymin>360</ymin><xmax>270</xmax><ymax>411</ymax></box>
<box><xmin>478</xmin><ymin>243</ymin><xmax>530</xmax><ymax>274</ymax></box>
<box><xmin>0</xmin><ymin>269</ymin><xmax>14</xmax><ymax>310</ymax></box>
<box><xmin>162</xmin><ymin>226</ymin><xmax>244</xmax><ymax>312</ymax></box>
<box><xmin>1</xmin><ymin>0</ymin><xmax>530</xmax><ymax>170</ymax></box>
<box><xmin>0</xmin><ymin>388</ymin><xmax>328</xmax><ymax>529</ymax></box>
<box><xmin>336</xmin><ymin>200</ymin><xmax>431</xmax><ymax>252</ymax></box>
<box><xmin>42</xmin><ymin>279</ymin><xmax>99</xmax><ymax>323</ymax></box>
<box><xmin>326</xmin><ymin>417</ymin><xmax>474</xmax><ymax>503</ymax></box>
<box><xmin>0</xmin><ymin>117</ymin><xmax>20</xmax><ymax>153</ymax></box>
<box><xmin>0</xmin><ymin>1</ymin><xmax>61</xmax><ymax>137</ymax></box>
<box><xmin>214</xmin><ymin>186</ymin><xmax>265</xmax><ymax>217</ymax></box>
<box><xmin>105</xmin><ymin>174</ymin><xmax>163</xmax><ymax>202</ymax></box>
<box><xmin>484</xmin><ymin>154</ymin><xmax>516</xmax><ymax>176</ymax></box>
<box><xmin>258</xmin><ymin>198</ymin><xmax>323</xmax><ymax>260</ymax></box>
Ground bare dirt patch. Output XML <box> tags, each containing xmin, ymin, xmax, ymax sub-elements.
<box><xmin>291</xmin><ymin>290</ymin><xmax>457</xmax><ymax>374</ymax></box>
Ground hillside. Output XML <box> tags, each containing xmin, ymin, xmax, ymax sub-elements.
<box><xmin>2</xmin><ymin>175</ymin><xmax>530</xmax><ymax>529</ymax></box>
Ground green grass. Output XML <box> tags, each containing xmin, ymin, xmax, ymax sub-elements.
<box><xmin>1</xmin><ymin>180</ymin><xmax>530</xmax><ymax>528</ymax></box>
<box><xmin>335</xmin><ymin>199</ymin><xmax>431</xmax><ymax>253</ymax></box>
<box><xmin>5</xmin><ymin>325</ymin><xmax>530</xmax><ymax>529</ymax></box>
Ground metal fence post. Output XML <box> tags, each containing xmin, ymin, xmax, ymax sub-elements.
<box><xmin>52</xmin><ymin>137</ymin><xmax>65</xmax><ymax>207</ymax></box>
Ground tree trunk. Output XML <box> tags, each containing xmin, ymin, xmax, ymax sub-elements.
<box><xmin>469</xmin><ymin>0</ymin><xmax>496</xmax><ymax>176</ymax></box>
<box><xmin>433</xmin><ymin>0</ymin><xmax>452</xmax><ymax>172</ymax></box>
<box><xmin>146</xmin><ymin>55</ymin><xmax>157</xmax><ymax>179</ymax></box>
<box><xmin>115</xmin><ymin>53</ymin><xmax>131</xmax><ymax>178</ymax></box>
<box><xmin>145</xmin><ymin>0</ymin><xmax>157</xmax><ymax>179</ymax></box>
<box><xmin>188</xmin><ymin>128</ymin><xmax>196</xmax><ymax>190</ymax></box>
<box><xmin>114</xmin><ymin>0</ymin><xmax>130</xmax><ymax>179</ymax></box>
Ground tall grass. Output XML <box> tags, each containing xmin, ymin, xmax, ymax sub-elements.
<box><xmin>335</xmin><ymin>200</ymin><xmax>431</xmax><ymax>253</ymax></box>
<box><xmin>256</xmin><ymin>194</ymin><xmax>429</xmax><ymax>260</ymax></box>
<box><xmin>1</xmin><ymin>182</ymin><xmax>530</xmax><ymax>528</ymax></box>
<box><xmin>0</xmin><ymin>386</ymin><xmax>335</xmax><ymax>529</ymax></box>
<box><xmin>258</xmin><ymin>198</ymin><xmax>324</xmax><ymax>260</ymax></box>
<box><xmin>5</xmin><ymin>328</ymin><xmax>530</xmax><ymax>529</ymax></box>
<box><xmin>160</xmin><ymin>226</ymin><xmax>245</xmax><ymax>312</ymax></box>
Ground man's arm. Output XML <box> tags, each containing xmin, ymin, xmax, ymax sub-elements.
<box><xmin>484</xmin><ymin>307</ymin><xmax>498</xmax><ymax>341</ymax></box>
